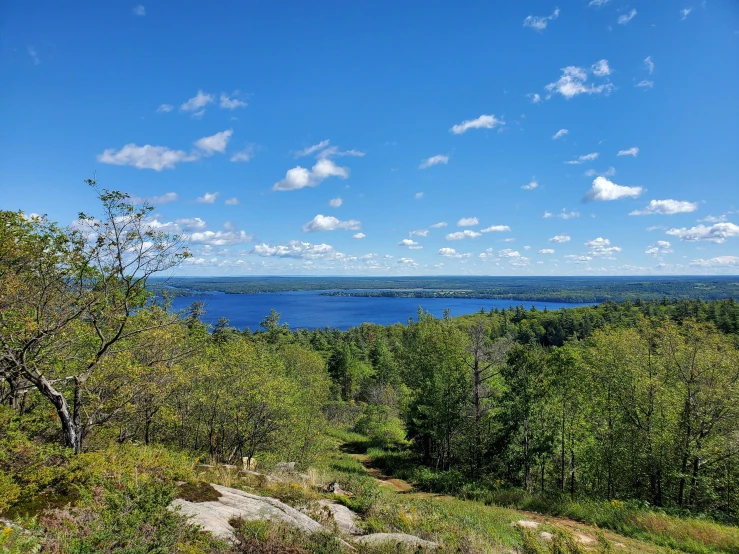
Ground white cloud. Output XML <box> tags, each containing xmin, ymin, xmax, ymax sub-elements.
<box><xmin>317</xmin><ymin>146</ymin><xmax>365</xmax><ymax>158</ymax></box>
<box><xmin>225</xmin><ymin>197</ymin><xmax>239</xmax><ymax>205</ymax></box>
<box><xmin>543</xmin><ymin>209</ymin><xmax>579</xmax><ymax>220</ymax></box>
<box><xmin>195</xmin><ymin>129</ymin><xmax>233</xmax><ymax>155</ymax></box>
<box><xmin>196</xmin><ymin>192</ymin><xmax>219</xmax><ymax>204</ymax></box>
<box><xmin>438</xmin><ymin>247</ymin><xmax>471</xmax><ymax>259</ymax></box>
<box><xmin>273</xmin><ymin>158</ymin><xmax>349</xmax><ymax>191</ymax></box>
<box><xmin>617</xmin><ymin>147</ymin><xmax>639</xmax><ymax>157</ymax></box>
<box><xmin>329</xmin><ymin>197</ymin><xmax>343</xmax><ymax>208</ymax></box>
<box><xmin>430</xmin><ymin>222</ymin><xmax>448</xmax><ymax>229</ymax></box>
<box><xmin>398</xmin><ymin>238</ymin><xmax>422</xmax><ymax>249</ymax></box>
<box><xmin>591</xmin><ymin>59</ymin><xmax>612</xmax><ymax>77</ymax></box>
<box><xmin>680</xmin><ymin>8</ymin><xmax>692</xmax><ymax>20</ymax></box>
<box><xmin>446</xmin><ymin>230</ymin><xmax>482</xmax><ymax>240</ymax></box>
<box><xmin>566</xmin><ymin>255</ymin><xmax>592</xmax><ymax>263</ymax></box>
<box><xmin>545</xmin><ymin>64</ymin><xmax>614</xmax><ymax>100</ymax></box>
<box><xmin>586</xmin><ymin>237</ymin><xmax>622</xmax><ymax>257</ymax></box>
<box><xmin>528</xmin><ymin>93</ymin><xmax>542</xmax><ymax>104</ymax></box>
<box><xmin>584</xmin><ymin>176</ymin><xmax>644</xmax><ymax>201</ymax></box>
<box><xmin>645</xmin><ymin>240</ymin><xmax>672</xmax><ymax>258</ymax></box>
<box><xmin>219</xmin><ymin>93</ymin><xmax>247</xmax><ymax>109</ymax></box>
<box><xmin>699</xmin><ymin>214</ymin><xmax>728</xmax><ymax>223</ymax></box>
<box><xmin>479</xmin><ymin>248</ymin><xmax>496</xmax><ymax>260</ymax></box>
<box><xmin>499</xmin><ymin>249</ymin><xmax>522</xmax><ymax>258</ymax></box>
<box><xmin>630</xmin><ymin>199</ymin><xmax>698</xmax><ymax>216</ymax></box>
<box><xmin>252</xmin><ymin>241</ymin><xmax>341</xmax><ymax>260</ymax></box>
<box><xmin>133</xmin><ymin>5</ymin><xmax>145</xmax><ymax>16</ymax></box>
<box><xmin>588</xmin><ymin>0</ymin><xmax>610</xmax><ymax>6</ymax></box>
<box><xmin>521</xmin><ymin>180</ymin><xmax>538</xmax><ymax>190</ymax></box>
<box><xmin>410</xmin><ymin>229</ymin><xmax>429</xmax><ymax>237</ymax></box>
<box><xmin>156</xmin><ymin>104</ymin><xmax>173</xmax><ymax>113</ymax></box>
<box><xmin>419</xmin><ymin>155</ymin><xmax>449</xmax><ymax>169</ymax></box>
<box><xmin>457</xmin><ymin>217</ymin><xmax>479</xmax><ymax>227</ymax></box>
<box><xmin>302</xmin><ymin>214</ymin><xmax>361</xmax><ymax>232</ymax></box>
<box><xmin>644</xmin><ymin>56</ymin><xmax>655</xmax><ymax>74</ymax></box>
<box><xmin>353</xmin><ymin>233</ymin><xmax>366</xmax><ymax>239</ymax></box>
<box><xmin>523</xmin><ymin>8</ymin><xmax>560</xmax><ymax>31</ymax></box>
<box><xmin>450</xmin><ymin>114</ymin><xmax>504</xmax><ymax>134</ymax></box>
<box><xmin>131</xmin><ymin>192</ymin><xmax>178</xmax><ymax>205</ymax></box>
<box><xmin>148</xmin><ymin>217</ymin><xmax>206</xmax><ymax>234</ymax></box>
<box><xmin>98</xmin><ymin>144</ymin><xmax>198</xmax><ymax>171</ymax></box>
<box><xmin>690</xmin><ymin>256</ymin><xmax>739</xmax><ymax>268</ymax></box>
<box><xmin>553</xmin><ymin>128</ymin><xmax>568</xmax><ymax>140</ymax></box>
<box><xmin>500</xmin><ymin>238</ymin><xmax>516</xmax><ymax>242</ymax></box>
<box><xmin>189</xmin><ymin>229</ymin><xmax>253</xmax><ymax>246</ymax></box>
<box><xmin>230</xmin><ymin>145</ymin><xmax>254</xmax><ymax>162</ymax></box>
<box><xmin>296</xmin><ymin>140</ymin><xmax>331</xmax><ymax>158</ymax></box>
<box><xmin>397</xmin><ymin>257</ymin><xmax>417</xmax><ymax>266</ymax></box>
<box><xmin>585</xmin><ymin>167</ymin><xmax>616</xmax><ymax>178</ymax></box>
<box><xmin>415</xmin><ymin>192</ymin><xmax>424</xmax><ymax>199</ymax></box>
<box><xmin>550</xmin><ymin>235</ymin><xmax>571</xmax><ymax>243</ymax></box>
<box><xmin>618</xmin><ymin>9</ymin><xmax>637</xmax><ymax>24</ymax></box>
<box><xmin>27</xmin><ymin>46</ymin><xmax>40</xmax><ymax>65</ymax></box>
<box><xmin>636</xmin><ymin>80</ymin><xmax>654</xmax><ymax>89</ymax></box>
<box><xmin>565</xmin><ymin>152</ymin><xmax>599</xmax><ymax>164</ymax></box>
<box><xmin>666</xmin><ymin>222</ymin><xmax>739</xmax><ymax>243</ymax></box>
<box><xmin>539</xmin><ymin>248</ymin><xmax>556</xmax><ymax>254</ymax></box>
<box><xmin>481</xmin><ymin>225</ymin><xmax>511</xmax><ymax>233</ymax></box>
<box><xmin>181</xmin><ymin>90</ymin><xmax>214</xmax><ymax>112</ymax></box>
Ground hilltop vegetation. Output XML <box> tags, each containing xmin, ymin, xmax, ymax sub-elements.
<box><xmin>1</xmin><ymin>188</ymin><xmax>738</xmax><ymax>553</ymax></box>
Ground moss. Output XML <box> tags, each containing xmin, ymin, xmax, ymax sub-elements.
<box><xmin>177</xmin><ymin>481</ymin><xmax>222</xmax><ymax>502</ymax></box>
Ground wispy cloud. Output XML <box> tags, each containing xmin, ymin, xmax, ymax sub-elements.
<box><xmin>329</xmin><ymin>197</ymin><xmax>343</xmax><ymax>208</ymax></box>
<box><xmin>27</xmin><ymin>46</ymin><xmax>40</xmax><ymax>65</ymax></box>
<box><xmin>521</xmin><ymin>180</ymin><xmax>539</xmax><ymax>190</ymax></box>
<box><xmin>133</xmin><ymin>5</ymin><xmax>146</xmax><ymax>16</ymax></box>
<box><xmin>181</xmin><ymin>90</ymin><xmax>214</xmax><ymax>112</ymax></box>
<box><xmin>430</xmin><ymin>222</ymin><xmax>448</xmax><ymax>229</ymax></box>
<box><xmin>539</xmin><ymin>248</ymin><xmax>556</xmax><ymax>254</ymax></box>
<box><xmin>450</xmin><ymin>114</ymin><xmax>504</xmax><ymax>134</ymax></box>
<box><xmin>130</xmin><ymin>192</ymin><xmax>178</xmax><ymax>205</ymax></box>
<box><xmin>584</xmin><ymin>176</ymin><xmax>643</xmax><ymax>201</ymax></box>
<box><xmin>617</xmin><ymin>147</ymin><xmax>639</xmax><ymax>157</ymax></box>
<box><xmin>196</xmin><ymin>192</ymin><xmax>219</xmax><ymax>204</ymax></box>
<box><xmin>219</xmin><ymin>92</ymin><xmax>247</xmax><ymax>109</ymax></box>
<box><xmin>618</xmin><ymin>9</ymin><xmax>637</xmax><ymax>25</ymax></box>
<box><xmin>680</xmin><ymin>8</ymin><xmax>692</xmax><ymax>20</ymax></box>
<box><xmin>636</xmin><ymin>80</ymin><xmax>654</xmax><ymax>89</ymax></box>
<box><xmin>415</xmin><ymin>192</ymin><xmax>424</xmax><ymax>199</ymax></box>
<box><xmin>225</xmin><ymin>197</ymin><xmax>240</xmax><ymax>205</ymax></box>
<box><xmin>230</xmin><ymin>145</ymin><xmax>255</xmax><ymax>162</ymax></box>
<box><xmin>156</xmin><ymin>104</ymin><xmax>173</xmax><ymax>113</ymax></box>
<box><xmin>194</xmin><ymin>130</ymin><xmax>233</xmax><ymax>155</ymax></box>
<box><xmin>419</xmin><ymin>154</ymin><xmax>449</xmax><ymax>169</ymax></box>
<box><xmin>523</xmin><ymin>8</ymin><xmax>560</xmax><ymax>31</ymax></box>
<box><xmin>553</xmin><ymin>128</ymin><xmax>568</xmax><ymax>140</ymax></box>
<box><xmin>644</xmin><ymin>56</ymin><xmax>655</xmax><ymax>74</ymax></box>
<box><xmin>565</xmin><ymin>152</ymin><xmax>599</xmax><ymax>165</ymax></box>
<box><xmin>545</xmin><ymin>63</ymin><xmax>614</xmax><ymax>100</ymax></box>
<box><xmin>296</xmin><ymin>140</ymin><xmax>331</xmax><ymax>157</ymax></box>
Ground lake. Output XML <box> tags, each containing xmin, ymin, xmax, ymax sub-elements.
<box><xmin>168</xmin><ymin>290</ymin><xmax>594</xmax><ymax>331</ymax></box>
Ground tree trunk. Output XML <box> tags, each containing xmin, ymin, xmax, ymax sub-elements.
<box><xmin>35</xmin><ymin>374</ymin><xmax>79</xmax><ymax>452</ymax></box>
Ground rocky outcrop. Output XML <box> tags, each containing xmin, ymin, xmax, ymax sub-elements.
<box><xmin>317</xmin><ymin>499</ymin><xmax>362</xmax><ymax>535</ymax></box>
<box><xmin>354</xmin><ymin>532</ymin><xmax>439</xmax><ymax>549</ymax></box>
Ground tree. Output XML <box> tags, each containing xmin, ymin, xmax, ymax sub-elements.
<box><xmin>0</xmin><ymin>182</ymin><xmax>188</xmax><ymax>452</ymax></box>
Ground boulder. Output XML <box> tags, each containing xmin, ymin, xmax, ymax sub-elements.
<box><xmin>354</xmin><ymin>532</ymin><xmax>439</xmax><ymax>549</ymax></box>
<box><xmin>171</xmin><ymin>484</ymin><xmax>326</xmax><ymax>540</ymax></box>
<box><xmin>274</xmin><ymin>462</ymin><xmax>296</xmax><ymax>471</ymax></box>
<box><xmin>317</xmin><ymin>500</ymin><xmax>362</xmax><ymax>535</ymax></box>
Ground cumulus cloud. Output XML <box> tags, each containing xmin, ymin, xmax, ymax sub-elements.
<box><xmin>219</xmin><ymin>93</ymin><xmax>247</xmax><ymax>109</ymax></box>
<box><xmin>430</xmin><ymin>222</ymin><xmax>448</xmax><ymax>229</ymax></box>
<box><xmin>553</xmin><ymin>128</ymin><xmax>568</xmax><ymax>139</ymax></box>
<box><xmin>566</xmin><ymin>255</ymin><xmax>592</xmax><ymax>264</ymax></box>
<box><xmin>353</xmin><ymin>233</ymin><xmax>366</xmax><ymax>239</ymax></box>
<box><xmin>328</xmin><ymin>197</ymin><xmax>343</xmax><ymax>208</ymax></box>
<box><xmin>450</xmin><ymin>114</ymin><xmax>504</xmax><ymax>134</ymax></box>
<box><xmin>522</xmin><ymin>180</ymin><xmax>539</xmax><ymax>190</ymax></box>
<box><xmin>545</xmin><ymin>63</ymin><xmax>614</xmax><ymax>100</ymax></box>
<box><xmin>130</xmin><ymin>192</ymin><xmax>178</xmax><ymax>205</ymax></box>
<box><xmin>273</xmin><ymin>158</ymin><xmax>349</xmax><ymax>191</ymax></box>
<box><xmin>618</xmin><ymin>9</ymin><xmax>637</xmax><ymax>24</ymax></box>
<box><xmin>147</xmin><ymin>217</ymin><xmax>206</xmax><ymax>234</ymax></box>
<box><xmin>586</xmin><ymin>237</ymin><xmax>622</xmax><ymax>257</ymax></box>
<box><xmin>645</xmin><ymin>240</ymin><xmax>672</xmax><ymax>258</ymax></box>
<box><xmin>539</xmin><ymin>248</ymin><xmax>556</xmax><ymax>254</ymax></box>
<box><xmin>565</xmin><ymin>152</ymin><xmax>599</xmax><ymax>165</ymax></box>
<box><xmin>133</xmin><ymin>5</ymin><xmax>145</xmax><ymax>16</ymax></box>
<box><xmin>481</xmin><ymin>225</ymin><xmax>511</xmax><ymax>233</ymax></box>
<box><xmin>666</xmin><ymin>222</ymin><xmax>739</xmax><ymax>243</ymax></box>
<box><xmin>189</xmin><ymin>229</ymin><xmax>253</xmax><ymax>246</ymax></box>
<box><xmin>618</xmin><ymin>147</ymin><xmax>639</xmax><ymax>157</ymax></box>
<box><xmin>523</xmin><ymin>8</ymin><xmax>560</xmax><ymax>31</ymax></box>
<box><xmin>644</xmin><ymin>56</ymin><xmax>655</xmax><ymax>74</ymax></box>
<box><xmin>156</xmin><ymin>104</ymin><xmax>173</xmax><ymax>113</ymax></box>
<box><xmin>225</xmin><ymin>197</ymin><xmax>239</xmax><ymax>205</ymax></box>
<box><xmin>479</xmin><ymin>248</ymin><xmax>496</xmax><ymax>261</ymax></box>
<box><xmin>181</xmin><ymin>90</ymin><xmax>214</xmax><ymax>112</ymax></box>
<box><xmin>446</xmin><ymin>230</ymin><xmax>482</xmax><ymax>240</ymax></box>
<box><xmin>584</xmin><ymin>176</ymin><xmax>643</xmax><ymax>201</ymax></box>
<box><xmin>419</xmin><ymin>154</ymin><xmax>449</xmax><ymax>169</ymax></box>
<box><xmin>438</xmin><ymin>247</ymin><xmax>471</xmax><ymax>259</ymax></box>
<box><xmin>98</xmin><ymin>144</ymin><xmax>198</xmax><ymax>171</ymax></box>
<box><xmin>549</xmin><ymin>235</ymin><xmax>571</xmax><ymax>243</ymax></box>
<box><xmin>398</xmin><ymin>238</ymin><xmax>422</xmax><ymax>249</ymax></box>
<box><xmin>591</xmin><ymin>59</ymin><xmax>611</xmax><ymax>77</ymax></box>
<box><xmin>302</xmin><ymin>214</ymin><xmax>361</xmax><ymax>232</ymax></box>
<box><xmin>630</xmin><ymin>199</ymin><xmax>698</xmax><ymax>216</ymax></box>
<box><xmin>252</xmin><ymin>241</ymin><xmax>341</xmax><ymax>260</ymax></box>
<box><xmin>195</xmin><ymin>130</ymin><xmax>233</xmax><ymax>155</ymax></box>
<box><xmin>410</xmin><ymin>229</ymin><xmax>429</xmax><ymax>237</ymax></box>
<box><xmin>528</xmin><ymin>93</ymin><xmax>542</xmax><ymax>104</ymax></box>
<box><xmin>196</xmin><ymin>192</ymin><xmax>219</xmax><ymax>204</ymax></box>
<box><xmin>457</xmin><ymin>217</ymin><xmax>479</xmax><ymax>227</ymax></box>
<box><xmin>636</xmin><ymin>80</ymin><xmax>654</xmax><ymax>89</ymax></box>
<box><xmin>690</xmin><ymin>256</ymin><xmax>739</xmax><ymax>267</ymax></box>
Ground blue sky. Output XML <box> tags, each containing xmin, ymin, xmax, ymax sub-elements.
<box><xmin>2</xmin><ymin>1</ymin><xmax>738</xmax><ymax>276</ymax></box>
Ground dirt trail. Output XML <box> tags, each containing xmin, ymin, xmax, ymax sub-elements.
<box><xmin>346</xmin><ymin>445</ymin><xmax>663</xmax><ymax>553</ymax></box>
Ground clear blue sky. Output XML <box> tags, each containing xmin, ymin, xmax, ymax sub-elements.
<box><xmin>2</xmin><ymin>1</ymin><xmax>738</xmax><ymax>275</ymax></box>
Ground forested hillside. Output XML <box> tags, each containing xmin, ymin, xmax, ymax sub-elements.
<box><xmin>1</xmin><ymin>188</ymin><xmax>738</xmax><ymax>553</ymax></box>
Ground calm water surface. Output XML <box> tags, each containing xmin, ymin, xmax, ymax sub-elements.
<box><xmin>168</xmin><ymin>290</ymin><xmax>594</xmax><ymax>331</ymax></box>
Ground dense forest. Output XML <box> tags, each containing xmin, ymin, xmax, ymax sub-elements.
<box><xmin>2</xmin><ymin>187</ymin><xmax>739</xmax><ymax>552</ymax></box>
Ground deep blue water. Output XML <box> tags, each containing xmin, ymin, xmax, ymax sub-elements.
<box><xmin>168</xmin><ymin>290</ymin><xmax>594</xmax><ymax>331</ymax></box>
